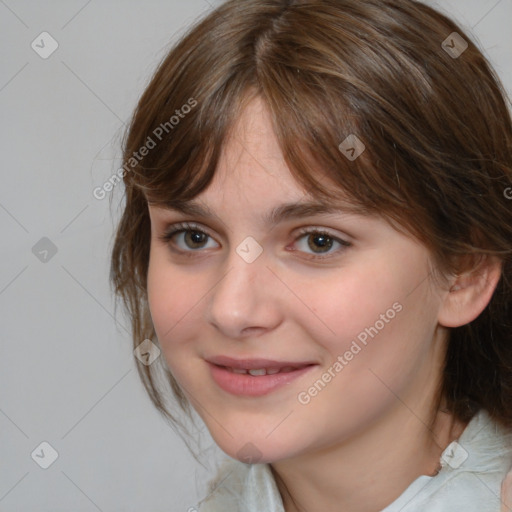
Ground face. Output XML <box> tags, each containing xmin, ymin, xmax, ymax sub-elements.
<box><xmin>146</xmin><ymin>96</ymin><xmax>450</xmax><ymax>464</ymax></box>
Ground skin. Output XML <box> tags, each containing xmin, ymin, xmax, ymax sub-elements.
<box><xmin>502</xmin><ymin>472</ymin><xmax>512</xmax><ymax>512</ymax></box>
<box><xmin>146</xmin><ymin>96</ymin><xmax>502</xmax><ymax>512</ymax></box>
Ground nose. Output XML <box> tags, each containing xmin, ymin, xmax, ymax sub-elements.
<box><xmin>205</xmin><ymin>241</ymin><xmax>283</xmax><ymax>339</ymax></box>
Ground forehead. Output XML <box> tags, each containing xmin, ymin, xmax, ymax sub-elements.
<box><xmin>213</xmin><ymin>96</ymin><xmax>290</xmax><ymax>183</ymax></box>
<box><xmin>205</xmin><ymin>96</ymin><xmax>350</xmax><ymax>204</ymax></box>
<box><xmin>150</xmin><ymin>197</ymin><xmax>366</xmax><ymax>229</ymax></box>
<box><xmin>148</xmin><ymin>96</ymin><xmax>370</xmax><ymax>222</ymax></box>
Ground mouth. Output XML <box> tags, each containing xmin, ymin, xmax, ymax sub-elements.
<box><xmin>221</xmin><ymin>365</ymin><xmax>310</xmax><ymax>376</ymax></box>
<box><xmin>206</xmin><ymin>356</ymin><xmax>318</xmax><ymax>396</ymax></box>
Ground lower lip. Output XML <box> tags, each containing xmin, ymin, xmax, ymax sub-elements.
<box><xmin>207</xmin><ymin>362</ymin><xmax>316</xmax><ymax>397</ymax></box>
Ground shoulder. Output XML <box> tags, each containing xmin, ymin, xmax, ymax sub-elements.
<box><xmin>384</xmin><ymin>409</ymin><xmax>512</xmax><ymax>512</ymax></box>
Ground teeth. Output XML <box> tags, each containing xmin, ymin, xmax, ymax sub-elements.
<box><xmin>248</xmin><ymin>368</ymin><xmax>267</xmax><ymax>376</ymax></box>
<box><xmin>226</xmin><ymin>366</ymin><xmax>300</xmax><ymax>376</ymax></box>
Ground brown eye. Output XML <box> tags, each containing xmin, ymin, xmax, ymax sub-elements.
<box><xmin>306</xmin><ymin>232</ymin><xmax>335</xmax><ymax>253</ymax></box>
<box><xmin>182</xmin><ymin>230</ymin><xmax>209</xmax><ymax>249</ymax></box>
<box><xmin>159</xmin><ymin>222</ymin><xmax>218</xmax><ymax>252</ymax></box>
<box><xmin>294</xmin><ymin>228</ymin><xmax>351</xmax><ymax>260</ymax></box>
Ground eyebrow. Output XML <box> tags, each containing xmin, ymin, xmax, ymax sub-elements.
<box><xmin>154</xmin><ymin>199</ymin><xmax>361</xmax><ymax>227</ymax></box>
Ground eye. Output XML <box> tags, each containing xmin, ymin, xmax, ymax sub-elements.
<box><xmin>158</xmin><ymin>222</ymin><xmax>351</xmax><ymax>260</ymax></box>
<box><xmin>293</xmin><ymin>227</ymin><xmax>351</xmax><ymax>260</ymax></box>
<box><xmin>159</xmin><ymin>222</ymin><xmax>218</xmax><ymax>253</ymax></box>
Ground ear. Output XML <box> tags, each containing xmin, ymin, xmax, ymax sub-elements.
<box><xmin>437</xmin><ymin>255</ymin><xmax>502</xmax><ymax>328</ymax></box>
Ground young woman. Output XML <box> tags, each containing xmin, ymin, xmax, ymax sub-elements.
<box><xmin>110</xmin><ymin>1</ymin><xmax>512</xmax><ymax>510</ymax></box>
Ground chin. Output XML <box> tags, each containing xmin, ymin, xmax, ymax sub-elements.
<box><xmin>207</xmin><ymin>423</ymin><xmax>305</xmax><ymax>465</ymax></box>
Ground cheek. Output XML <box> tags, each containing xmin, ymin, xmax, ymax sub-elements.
<box><xmin>147</xmin><ymin>261</ymin><xmax>209</xmax><ymax>389</ymax></box>
<box><xmin>296</xmin><ymin>254</ymin><xmax>436</xmax><ymax>377</ymax></box>
<box><xmin>146</xmin><ymin>249</ymin><xmax>203</xmax><ymax>352</ymax></box>
<box><xmin>289</xmin><ymin>278</ymin><xmax>438</xmax><ymax>451</ymax></box>
<box><xmin>296</xmin><ymin>263</ymin><xmax>409</xmax><ymax>351</ymax></box>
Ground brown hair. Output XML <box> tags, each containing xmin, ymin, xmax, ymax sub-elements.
<box><xmin>110</xmin><ymin>0</ymin><xmax>512</xmax><ymax>436</ymax></box>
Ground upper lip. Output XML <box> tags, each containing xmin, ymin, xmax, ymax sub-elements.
<box><xmin>206</xmin><ymin>355</ymin><xmax>317</xmax><ymax>370</ymax></box>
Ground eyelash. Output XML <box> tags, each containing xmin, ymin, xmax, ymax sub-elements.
<box><xmin>158</xmin><ymin>222</ymin><xmax>351</xmax><ymax>260</ymax></box>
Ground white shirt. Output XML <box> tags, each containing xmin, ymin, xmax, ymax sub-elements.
<box><xmin>196</xmin><ymin>409</ymin><xmax>512</xmax><ymax>511</ymax></box>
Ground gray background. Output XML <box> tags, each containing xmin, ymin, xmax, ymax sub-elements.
<box><xmin>1</xmin><ymin>1</ymin><xmax>511</xmax><ymax>511</ymax></box>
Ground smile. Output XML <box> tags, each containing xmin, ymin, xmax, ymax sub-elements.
<box><xmin>206</xmin><ymin>357</ymin><xmax>317</xmax><ymax>397</ymax></box>
<box><xmin>226</xmin><ymin>365</ymin><xmax>308</xmax><ymax>376</ymax></box>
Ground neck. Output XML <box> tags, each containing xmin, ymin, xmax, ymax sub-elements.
<box><xmin>271</xmin><ymin>404</ymin><xmax>468</xmax><ymax>512</ymax></box>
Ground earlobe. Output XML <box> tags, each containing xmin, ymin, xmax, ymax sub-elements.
<box><xmin>438</xmin><ymin>255</ymin><xmax>502</xmax><ymax>328</ymax></box>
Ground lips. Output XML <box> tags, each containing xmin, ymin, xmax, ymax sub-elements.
<box><xmin>206</xmin><ymin>355</ymin><xmax>317</xmax><ymax>396</ymax></box>
<box><xmin>228</xmin><ymin>366</ymin><xmax>301</xmax><ymax>376</ymax></box>
<box><xmin>207</xmin><ymin>355</ymin><xmax>315</xmax><ymax>369</ymax></box>
<box><xmin>207</xmin><ymin>355</ymin><xmax>314</xmax><ymax>373</ymax></box>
